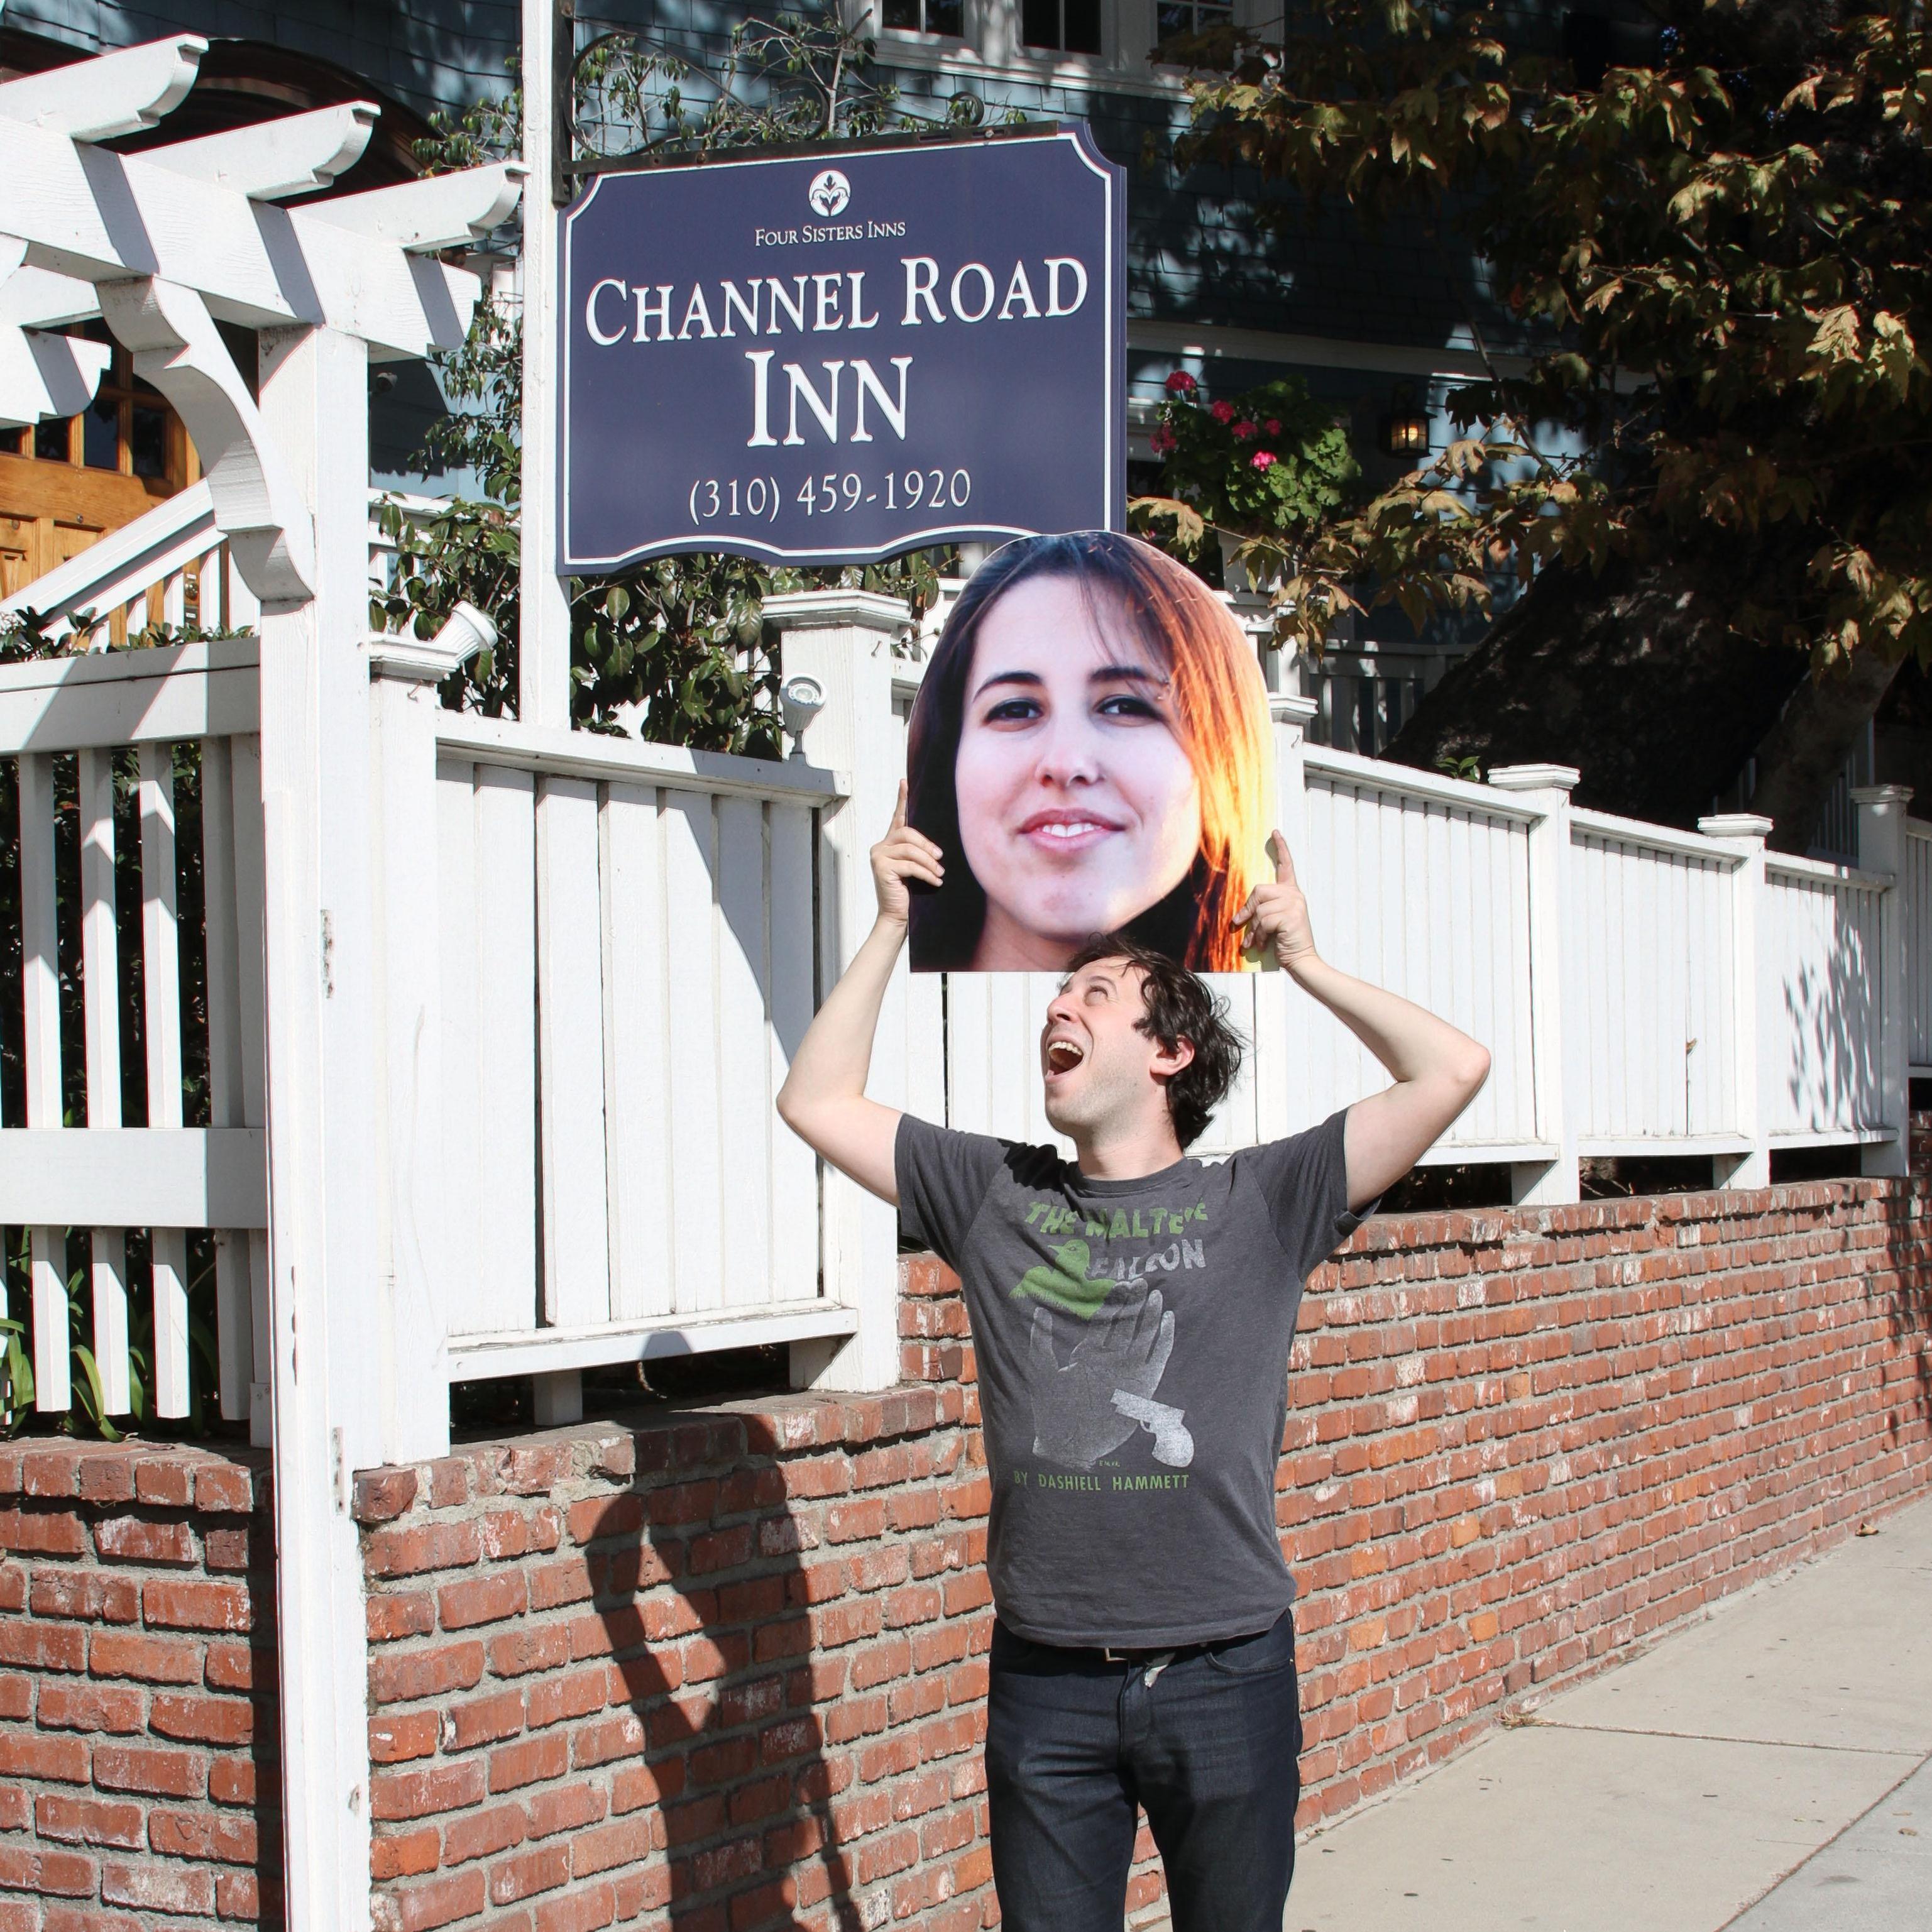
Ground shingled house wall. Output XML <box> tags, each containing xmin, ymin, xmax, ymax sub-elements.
<box><xmin>353</xmin><ymin>1175</ymin><xmax>1932</xmax><ymax>1932</ymax></box>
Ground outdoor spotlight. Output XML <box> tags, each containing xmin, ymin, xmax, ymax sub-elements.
<box><xmin>1379</xmin><ymin>383</ymin><xmax>1430</xmax><ymax>458</ymax></box>
<box><xmin>780</xmin><ymin>674</ymin><xmax>826</xmax><ymax>759</ymax></box>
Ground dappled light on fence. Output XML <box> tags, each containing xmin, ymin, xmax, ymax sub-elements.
<box><xmin>1767</xmin><ymin>857</ymin><xmax>1885</xmax><ymax>1141</ymax></box>
<box><xmin>1567</xmin><ymin>817</ymin><xmax>1738</xmax><ymax>1146</ymax></box>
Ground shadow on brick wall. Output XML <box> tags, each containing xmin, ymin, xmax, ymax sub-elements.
<box><xmin>580</xmin><ymin>1413</ymin><xmax>866</xmax><ymax>1930</ymax></box>
<box><xmin>1886</xmin><ymin>1134</ymin><xmax>1932</xmax><ymax>1438</ymax></box>
<box><xmin>363</xmin><ymin>1380</ymin><xmax>992</xmax><ymax>1930</ymax></box>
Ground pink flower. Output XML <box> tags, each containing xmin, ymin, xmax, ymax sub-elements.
<box><xmin>1209</xmin><ymin>399</ymin><xmax>1237</xmax><ymax>424</ymax></box>
<box><xmin>1164</xmin><ymin>370</ymin><xmax>1198</xmax><ymax>395</ymax></box>
<box><xmin>1231</xmin><ymin>419</ymin><xmax>1258</xmax><ymax>441</ymax></box>
<box><xmin>1148</xmin><ymin>425</ymin><xmax>1176</xmax><ymax>455</ymax></box>
<box><xmin>1265</xmin><ymin>418</ymin><xmax>1282</xmax><ymax>434</ymax></box>
<box><xmin>1251</xmin><ymin>450</ymin><xmax>1277</xmax><ymax>470</ymax></box>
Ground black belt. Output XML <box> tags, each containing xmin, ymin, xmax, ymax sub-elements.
<box><xmin>1000</xmin><ymin>1620</ymin><xmax>1266</xmax><ymax>1672</ymax></box>
<box><xmin>1099</xmin><ymin>1642</ymin><xmax>1194</xmax><ymax>1666</ymax></box>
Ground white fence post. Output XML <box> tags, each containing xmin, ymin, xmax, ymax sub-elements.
<box><xmin>1698</xmin><ymin>812</ymin><xmax>1774</xmax><ymax>1187</ymax></box>
<box><xmin>1254</xmin><ymin>696</ymin><xmax>1317</xmax><ymax>1146</ymax></box>
<box><xmin>1853</xmin><ymin>783</ymin><xmax>1913</xmax><ymax>1177</ymax></box>
<box><xmin>18</xmin><ymin>753</ymin><xmax>69</xmax><ymax>1411</ymax></box>
<box><xmin>368</xmin><ymin>640</ymin><xmax>459</xmax><ymax>1461</ymax></box>
<box><xmin>520</xmin><ymin>0</ymin><xmax>591</xmax><ymax>1429</ymax></box>
<box><xmin>255</xmin><ymin>322</ymin><xmax>378</xmax><ymax>1931</ymax></box>
<box><xmin>517</xmin><ymin>0</ymin><xmax>573</xmax><ymax>730</ymax></box>
<box><xmin>1486</xmin><ymin>764</ymin><xmax>1581</xmax><ymax>1204</ymax></box>
<box><xmin>765</xmin><ymin>588</ymin><xmax>911</xmax><ymax>1393</ymax></box>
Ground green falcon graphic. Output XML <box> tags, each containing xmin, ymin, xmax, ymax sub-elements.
<box><xmin>1011</xmin><ymin>1240</ymin><xmax>1118</xmax><ymax>1320</ymax></box>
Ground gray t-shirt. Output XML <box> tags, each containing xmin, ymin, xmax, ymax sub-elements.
<box><xmin>896</xmin><ymin>1109</ymin><xmax>1365</xmax><ymax>1649</ymax></box>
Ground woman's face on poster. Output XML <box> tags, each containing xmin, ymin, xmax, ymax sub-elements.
<box><xmin>953</xmin><ymin>574</ymin><xmax>1202</xmax><ymax>969</ymax></box>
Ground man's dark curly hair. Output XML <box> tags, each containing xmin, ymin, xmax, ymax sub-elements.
<box><xmin>1063</xmin><ymin>935</ymin><xmax>1246</xmax><ymax>1150</ymax></box>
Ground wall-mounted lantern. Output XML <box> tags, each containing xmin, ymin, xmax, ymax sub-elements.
<box><xmin>1379</xmin><ymin>383</ymin><xmax>1430</xmax><ymax>458</ymax></box>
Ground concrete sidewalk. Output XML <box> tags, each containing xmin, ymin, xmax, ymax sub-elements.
<box><xmin>1280</xmin><ymin>1490</ymin><xmax>1932</xmax><ymax>1932</ymax></box>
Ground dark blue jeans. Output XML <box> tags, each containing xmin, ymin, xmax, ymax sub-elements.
<box><xmin>985</xmin><ymin>1610</ymin><xmax>1303</xmax><ymax>1932</ymax></box>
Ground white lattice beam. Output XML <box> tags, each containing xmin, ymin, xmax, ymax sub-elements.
<box><xmin>0</xmin><ymin>40</ymin><xmax>527</xmax><ymax>596</ymax></box>
<box><xmin>98</xmin><ymin>277</ymin><xmax>316</xmax><ymax>607</ymax></box>
<box><xmin>0</xmin><ymin>36</ymin><xmax>204</xmax><ymax>142</ymax></box>
<box><xmin>0</xmin><ymin>328</ymin><xmax>111</xmax><ymax>430</ymax></box>
<box><xmin>0</xmin><ymin>263</ymin><xmax>101</xmax><ymax>332</ymax></box>
<box><xmin>0</xmin><ymin>55</ymin><xmax>512</xmax><ymax>357</ymax></box>
<box><xmin>146</xmin><ymin>102</ymin><xmax>380</xmax><ymax>201</ymax></box>
<box><xmin>302</xmin><ymin>162</ymin><xmax>526</xmax><ymax>250</ymax></box>
<box><xmin>0</xmin><ymin>240</ymin><xmax>108</xmax><ymax>425</ymax></box>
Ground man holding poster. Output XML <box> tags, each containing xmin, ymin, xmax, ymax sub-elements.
<box><xmin>777</xmin><ymin>532</ymin><xmax>1490</xmax><ymax>1932</ymax></box>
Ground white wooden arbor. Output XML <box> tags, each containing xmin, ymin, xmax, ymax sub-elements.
<box><xmin>0</xmin><ymin>38</ymin><xmax>524</xmax><ymax>1929</ymax></box>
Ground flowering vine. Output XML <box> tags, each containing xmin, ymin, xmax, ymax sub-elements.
<box><xmin>1132</xmin><ymin>373</ymin><xmax>1358</xmax><ymax>583</ymax></box>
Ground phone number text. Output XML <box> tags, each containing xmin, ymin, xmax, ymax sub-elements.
<box><xmin>688</xmin><ymin>468</ymin><xmax>974</xmax><ymax>527</ymax></box>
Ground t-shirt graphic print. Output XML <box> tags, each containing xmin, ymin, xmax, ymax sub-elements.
<box><xmin>896</xmin><ymin>1109</ymin><xmax>1366</xmax><ymax>1650</ymax></box>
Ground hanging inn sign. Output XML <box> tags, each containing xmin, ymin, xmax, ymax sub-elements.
<box><xmin>557</xmin><ymin>126</ymin><xmax>1127</xmax><ymax>569</ymax></box>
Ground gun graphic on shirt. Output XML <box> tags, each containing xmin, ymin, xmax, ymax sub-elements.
<box><xmin>1111</xmin><ymin>1391</ymin><xmax>1195</xmax><ymax>1469</ymax></box>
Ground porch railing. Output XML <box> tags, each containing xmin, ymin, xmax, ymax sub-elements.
<box><xmin>0</xmin><ymin>480</ymin><xmax>260</xmax><ymax>648</ymax></box>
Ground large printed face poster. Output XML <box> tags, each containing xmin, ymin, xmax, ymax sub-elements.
<box><xmin>906</xmin><ymin>530</ymin><xmax>1276</xmax><ymax>974</ymax></box>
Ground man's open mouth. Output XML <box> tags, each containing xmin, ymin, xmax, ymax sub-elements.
<box><xmin>1045</xmin><ymin>1039</ymin><xmax>1087</xmax><ymax>1076</ymax></box>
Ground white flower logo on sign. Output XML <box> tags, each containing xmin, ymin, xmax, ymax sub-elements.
<box><xmin>808</xmin><ymin>169</ymin><xmax>852</xmax><ymax>217</ymax></box>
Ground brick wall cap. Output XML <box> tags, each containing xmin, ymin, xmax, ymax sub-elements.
<box><xmin>0</xmin><ymin>1438</ymin><xmax>267</xmax><ymax>1505</ymax></box>
<box><xmin>354</xmin><ymin>1468</ymin><xmax>421</xmax><ymax>1525</ymax></box>
<box><xmin>354</xmin><ymin>1388</ymin><xmax>961</xmax><ymax>1507</ymax></box>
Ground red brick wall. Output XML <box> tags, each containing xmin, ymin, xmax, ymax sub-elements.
<box><xmin>354</xmin><ymin>1385</ymin><xmax>992</xmax><ymax>1932</ymax></box>
<box><xmin>1285</xmin><ymin>1177</ymin><xmax>1930</xmax><ymax>1821</ymax></box>
<box><xmin>0</xmin><ymin>1439</ymin><xmax>277</xmax><ymax>1929</ymax></box>
<box><xmin>1</xmin><ymin>1176</ymin><xmax>1924</xmax><ymax>1932</ymax></box>
<box><xmin>355</xmin><ymin>1175</ymin><xmax>1931</xmax><ymax>1932</ymax></box>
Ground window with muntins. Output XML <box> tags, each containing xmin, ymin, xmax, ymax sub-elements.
<box><xmin>1021</xmin><ymin>0</ymin><xmax>1104</xmax><ymax>55</ymax></box>
<box><xmin>1155</xmin><ymin>0</ymin><xmax>1232</xmax><ymax>44</ymax></box>
<box><xmin>862</xmin><ymin>0</ymin><xmax>1274</xmax><ymax>77</ymax></box>
<box><xmin>881</xmin><ymin>0</ymin><xmax>966</xmax><ymax>37</ymax></box>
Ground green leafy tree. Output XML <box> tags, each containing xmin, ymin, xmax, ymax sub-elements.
<box><xmin>1168</xmin><ymin>0</ymin><xmax>1930</xmax><ymax>842</ymax></box>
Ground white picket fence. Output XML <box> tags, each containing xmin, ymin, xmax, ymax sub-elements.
<box><xmin>896</xmin><ymin>697</ymin><xmax>1913</xmax><ymax>1193</ymax></box>
<box><xmin>0</xmin><ymin>638</ymin><xmax>266</xmax><ymax>1424</ymax></box>
<box><xmin>0</xmin><ymin>511</ymin><xmax>1924</xmax><ymax>1457</ymax></box>
<box><xmin>427</xmin><ymin>714</ymin><xmax>848</xmax><ymax>1385</ymax></box>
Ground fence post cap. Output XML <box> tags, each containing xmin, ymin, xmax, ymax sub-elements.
<box><xmin>1486</xmin><ymin>762</ymin><xmax>1581</xmax><ymax>793</ymax></box>
<box><xmin>762</xmin><ymin>588</ymin><xmax>912</xmax><ymax>634</ymax></box>
<box><xmin>1850</xmin><ymin>783</ymin><xmax>1914</xmax><ymax>808</ymax></box>
<box><xmin>1698</xmin><ymin>812</ymin><xmax>1774</xmax><ymax>841</ymax></box>
<box><xmin>1268</xmin><ymin>694</ymin><xmax>1319</xmax><ymax>725</ymax></box>
<box><xmin>367</xmin><ymin>631</ymin><xmax>466</xmax><ymax>684</ymax></box>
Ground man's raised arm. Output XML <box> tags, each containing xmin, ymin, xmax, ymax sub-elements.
<box><xmin>1235</xmin><ymin>833</ymin><xmax>1491</xmax><ymax>1209</ymax></box>
<box><xmin>775</xmin><ymin>784</ymin><xmax>945</xmax><ymax>1205</ymax></box>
